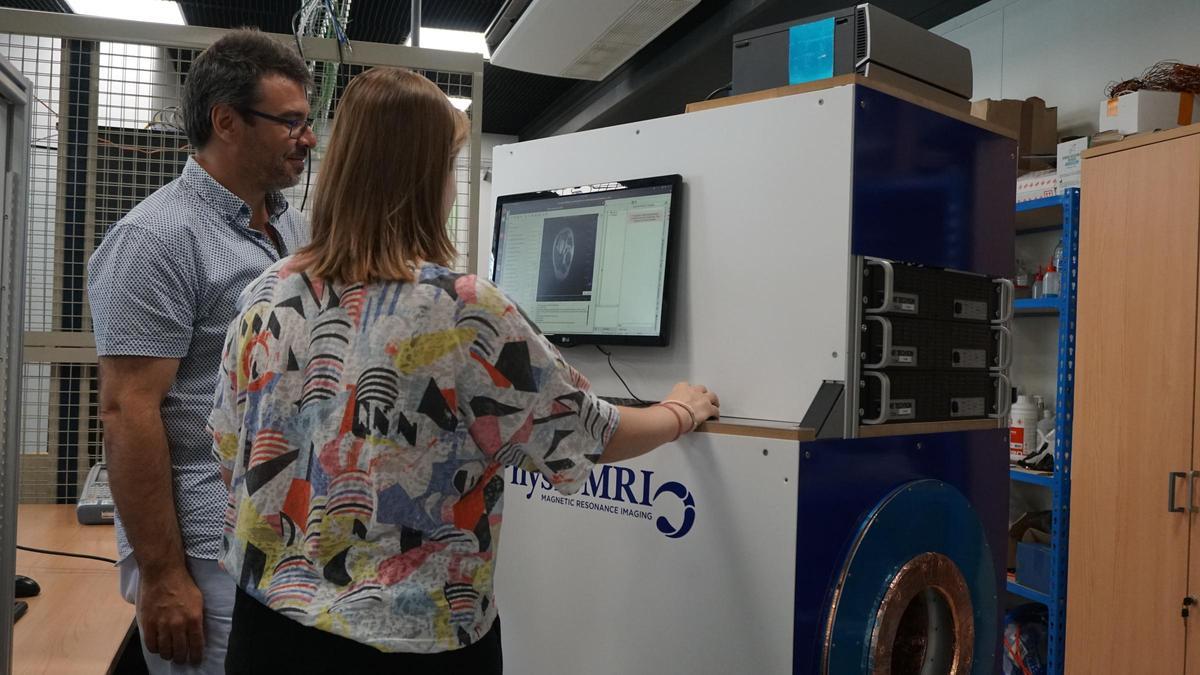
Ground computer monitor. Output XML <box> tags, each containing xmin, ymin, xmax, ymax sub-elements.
<box><xmin>491</xmin><ymin>174</ymin><xmax>681</xmax><ymax>347</ymax></box>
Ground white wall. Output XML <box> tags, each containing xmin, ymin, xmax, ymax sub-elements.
<box><xmin>933</xmin><ymin>0</ymin><xmax>1200</xmax><ymax>406</ymax></box>
<box><xmin>476</xmin><ymin>132</ymin><xmax>517</xmax><ymax>278</ymax></box>
<box><xmin>935</xmin><ymin>0</ymin><xmax>1200</xmax><ymax>136</ymax></box>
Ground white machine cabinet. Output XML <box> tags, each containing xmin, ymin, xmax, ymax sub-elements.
<box><xmin>488</xmin><ymin>76</ymin><xmax>1016</xmax><ymax>675</ymax></box>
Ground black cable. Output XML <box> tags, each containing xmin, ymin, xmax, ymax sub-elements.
<box><xmin>291</xmin><ymin>7</ymin><xmax>307</xmax><ymax>60</ymax></box>
<box><xmin>17</xmin><ymin>544</ymin><xmax>117</xmax><ymax>565</ymax></box>
<box><xmin>300</xmin><ymin>149</ymin><xmax>313</xmax><ymax>212</ymax></box>
<box><xmin>594</xmin><ymin>345</ymin><xmax>648</xmax><ymax>404</ymax></box>
<box><xmin>703</xmin><ymin>83</ymin><xmax>733</xmax><ymax>101</ymax></box>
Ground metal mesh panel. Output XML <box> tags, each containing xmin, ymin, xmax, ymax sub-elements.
<box><xmin>16</xmin><ymin>361</ymin><xmax>99</xmax><ymax>503</ymax></box>
<box><xmin>426</xmin><ymin>69</ymin><xmax>475</xmax><ymax>270</ymax></box>
<box><xmin>1</xmin><ymin>27</ymin><xmax>479</xmax><ymax>503</ymax></box>
<box><xmin>0</xmin><ymin>34</ymin><xmax>59</xmax><ymax>334</ymax></box>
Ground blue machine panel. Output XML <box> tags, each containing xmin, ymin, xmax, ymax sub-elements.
<box><xmin>851</xmin><ymin>86</ymin><xmax>1017</xmax><ymax>278</ymax></box>
<box><xmin>792</xmin><ymin>430</ymin><xmax>1008</xmax><ymax>674</ymax></box>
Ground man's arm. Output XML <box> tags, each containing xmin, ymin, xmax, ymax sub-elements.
<box><xmin>98</xmin><ymin>355</ymin><xmax>204</xmax><ymax>666</ymax></box>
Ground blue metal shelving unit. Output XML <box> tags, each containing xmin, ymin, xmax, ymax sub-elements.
<box><xmin>1014</xmin><ymin>297</ymin><xmax>1060</xmax><ymax>315</ymax></box>
<box><xmin>1010</xmin><ymin>466</ymin><xmax>1055</xmax><ymax>488</ymax></box>
<box><xmin>1008</xmin><ymin>579</ymin><xmax>1053</xmax><ymax>606</ymax></box>
<box><xmin>1008</xmin><ymin>188</ymin><xmax>1079</xmax><ymax>675</ymax></box>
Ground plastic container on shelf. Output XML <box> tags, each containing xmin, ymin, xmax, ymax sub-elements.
<box><xmin>1043</xmin><ymin>264</ymin><xmax>1060</xmax><ymax>297</ymax></box>
<box><xmin>1037</xmin><ymin>409</ymin><xmax>1055</xmax><ymax>446</ymax></box>
<box><xmin>1032</xmin><ymin>268</ymin><xmax>1045</xmax><ymax>299</ymax></box>
<box><xmin>1015</xmin><ymin>257</ymin><xmax>1033</xmax><ymax>299</ymax></box>
<box><xmin>1011</xmin><ymin>394</ymin><xmax>1039</xmax><ymax>463</ymax></box>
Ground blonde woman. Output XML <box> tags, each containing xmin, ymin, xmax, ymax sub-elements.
<box><xmin>210</xmin><ymin>67</ymin><xmax>718</xmax><ymax>673</ymax></box>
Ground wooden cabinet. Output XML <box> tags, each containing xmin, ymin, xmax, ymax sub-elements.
<box><xmin>1066</xmin><ymin>128</ymin><xmax>1200</xmax><ymax>674</ymax></box>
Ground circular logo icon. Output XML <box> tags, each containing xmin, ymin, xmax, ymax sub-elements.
<box><xmin>653</xmin><ymin>481</ymin><xmax>696</xmax><ymax>539</ymax></box>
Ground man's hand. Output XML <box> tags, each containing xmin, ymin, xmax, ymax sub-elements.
<box><xmin>137</xmin><ymin>566</ymin><xmax>206</xmax><ymax>665</ymax></box>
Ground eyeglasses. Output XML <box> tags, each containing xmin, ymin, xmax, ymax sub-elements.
<box><xmin>242</xmin><ymin>108</ymin><xmax>314</xmax><ymax>139</ymax></box>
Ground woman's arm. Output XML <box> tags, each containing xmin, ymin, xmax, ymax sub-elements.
<box><xmin>600</xmin><ymin>382</ymin><xmax>720</xmax><ymax>463</ymax></box>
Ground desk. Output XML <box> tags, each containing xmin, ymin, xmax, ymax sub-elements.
<box><xmin>13</xmin><ymin>504</ymin><xmax>134</xmax><ymax>675</ymax></box>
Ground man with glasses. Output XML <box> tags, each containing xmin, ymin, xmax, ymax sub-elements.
<box><xmin>87</xmin><ymin>29</ymin><xmax>314</xmax><ymax>674</ymax></box>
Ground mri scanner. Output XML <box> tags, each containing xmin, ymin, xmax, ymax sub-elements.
<box><xmin>486</xmin><ymin>75</ymin><xmax>1016</xmax><ymax>675</ymax></box>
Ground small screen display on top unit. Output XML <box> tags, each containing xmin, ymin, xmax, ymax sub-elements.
<box><xmin>492</xmin><ymin>175</ymin><xmax>680</xmax><ymax>346</ymax></box>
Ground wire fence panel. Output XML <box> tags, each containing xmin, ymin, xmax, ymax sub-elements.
<box><xmin>0</xmin><ymin>25</ymin><xmax>480</xmax><ymax>503</ymax></box>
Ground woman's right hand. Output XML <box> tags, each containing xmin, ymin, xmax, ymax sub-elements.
<box><xmin>599</xmin><ymin>382</ymin><xmax>722</xmax><ymax>464</ymax></box>
<box><xmin>664</xmin><ymin>382</ymin><xmax>720</xmax><ymax>431</ymax></box>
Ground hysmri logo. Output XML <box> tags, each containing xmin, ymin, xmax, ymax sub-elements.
<box><xmin>509</xmin><ymin>466</ymin><xmax>697</xmax><ymax>539</ymax></box>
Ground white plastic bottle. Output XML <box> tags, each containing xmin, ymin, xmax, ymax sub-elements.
<box><xmin>1037</xmin><ymin>410</ymin><xmax>1055</xmax><ymax>443</ymax></box>
<box><xmin>1010</xmin><ymin>394</ymin><xmax>1039</xmax><ymax>463</ymax></box>
<box><xmin>1043</xmin><ymin>263</ymin><xmax>1060</xmax><ymax>297</ymax></box>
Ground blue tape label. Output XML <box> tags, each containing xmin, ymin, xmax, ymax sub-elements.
<box><xmin>788</xmin><ymin>17</ymin><xmax>835</xmax><ymax>85</ymax></box>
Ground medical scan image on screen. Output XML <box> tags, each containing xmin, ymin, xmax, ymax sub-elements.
<box><xmin>494</xmin><ymin>182</ymin><xmax>674</xmax><ymax>340</ymax></box>
<box><xmin>536</xmin><ymin>214</ymin><xmax>598</xmax><ymax>302</ymax></box>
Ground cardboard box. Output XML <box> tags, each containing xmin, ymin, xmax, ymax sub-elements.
<box><xmin>1007</xmin><ymin>510</ymin><xmax>1051</xmax><ymax>570</ymax></box>
<box><xmin>1016</xmin><ymin>169</ymin><xmax>1057</xmax><ymax>203</ymax></box>
<box><xmin>1056</xmin><ymin>137</ymin><xmax>1089</xmax><ymax>193</ymax></box>
<box><xmin>1100</xmin><ymin>90</ymin><xmax>1200</xmax><ymax>135</ymax></box>
<box><xmin>972</xmin><ymin>96</ymin><xmax>1058</xmax><ymax>170</ymax></box>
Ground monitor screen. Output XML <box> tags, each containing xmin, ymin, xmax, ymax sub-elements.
<box><xmin>491</xmin><ymin>175</ymin><xmax>681</xmax><ymax>346</ymax></box>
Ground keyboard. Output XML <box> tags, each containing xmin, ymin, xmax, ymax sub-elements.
<box><xmin>598</xmin><ymin>396</ymin><xmax>657</xmax><ymax>408</ymax></box>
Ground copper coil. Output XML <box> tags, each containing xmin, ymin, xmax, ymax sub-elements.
<box><xmin>867</xmin><ymin>552</ymin><xmax>975</xmax><ymax>675</ymax></box>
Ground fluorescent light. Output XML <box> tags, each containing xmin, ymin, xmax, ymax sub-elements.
<box><xmin>448</xmin><ymin>96</ymin><xmax>472</xmax><ymax>111</ymax></box>
<box><xmin>407</xmin><ymin>28</ymin><xmax>490</xmax><ymax>58</ymax></box>
<box><xmin>67</xmin><ymin>0</ymin><xmax>185</xmax><ymax>25</ymax></box>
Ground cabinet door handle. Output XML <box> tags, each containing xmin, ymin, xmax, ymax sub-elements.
<box><xmin>1169</xmin><ymin>471</ymin><xmax>1188</xmax><ymax>513</ymax></box>
<box><xmin>1190</xmin><ymin>471</ymin><xmax>1199</xmax><ymax>514</ymax></box>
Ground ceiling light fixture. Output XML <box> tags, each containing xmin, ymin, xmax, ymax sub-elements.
<box><xmin>66</xmin><ymin>0</ymin><xmax>186</xmax><ymax>25</ymax></box>
<box><xmin>406</xmin><ymin>28</ymin><xmax>490</xmax><ymax>59</ymax></box>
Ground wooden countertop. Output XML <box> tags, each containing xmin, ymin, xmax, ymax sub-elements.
<box><xmin>1083</xmin><ymin>121</ymin><xmax>1200</xmax><ymax>158</ymax></box>
<box><xmin>684</xmin><ymin>74</ymin><xmax>1016</xmax><ymax>141</ymax></box>
<box><xmin>857</xmin><ymin>419</ymin><xmax>1003</xmax><ymax>438</ymax></box>
<box><xmin>695</xmin><ymin>416</ymin><xmax>815</xmax><ymax>442</ymax></box>
<box><xmin>14</xmin><ymin>504</ymin><xmax>134</xmax><ymax>675</ymax></box>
